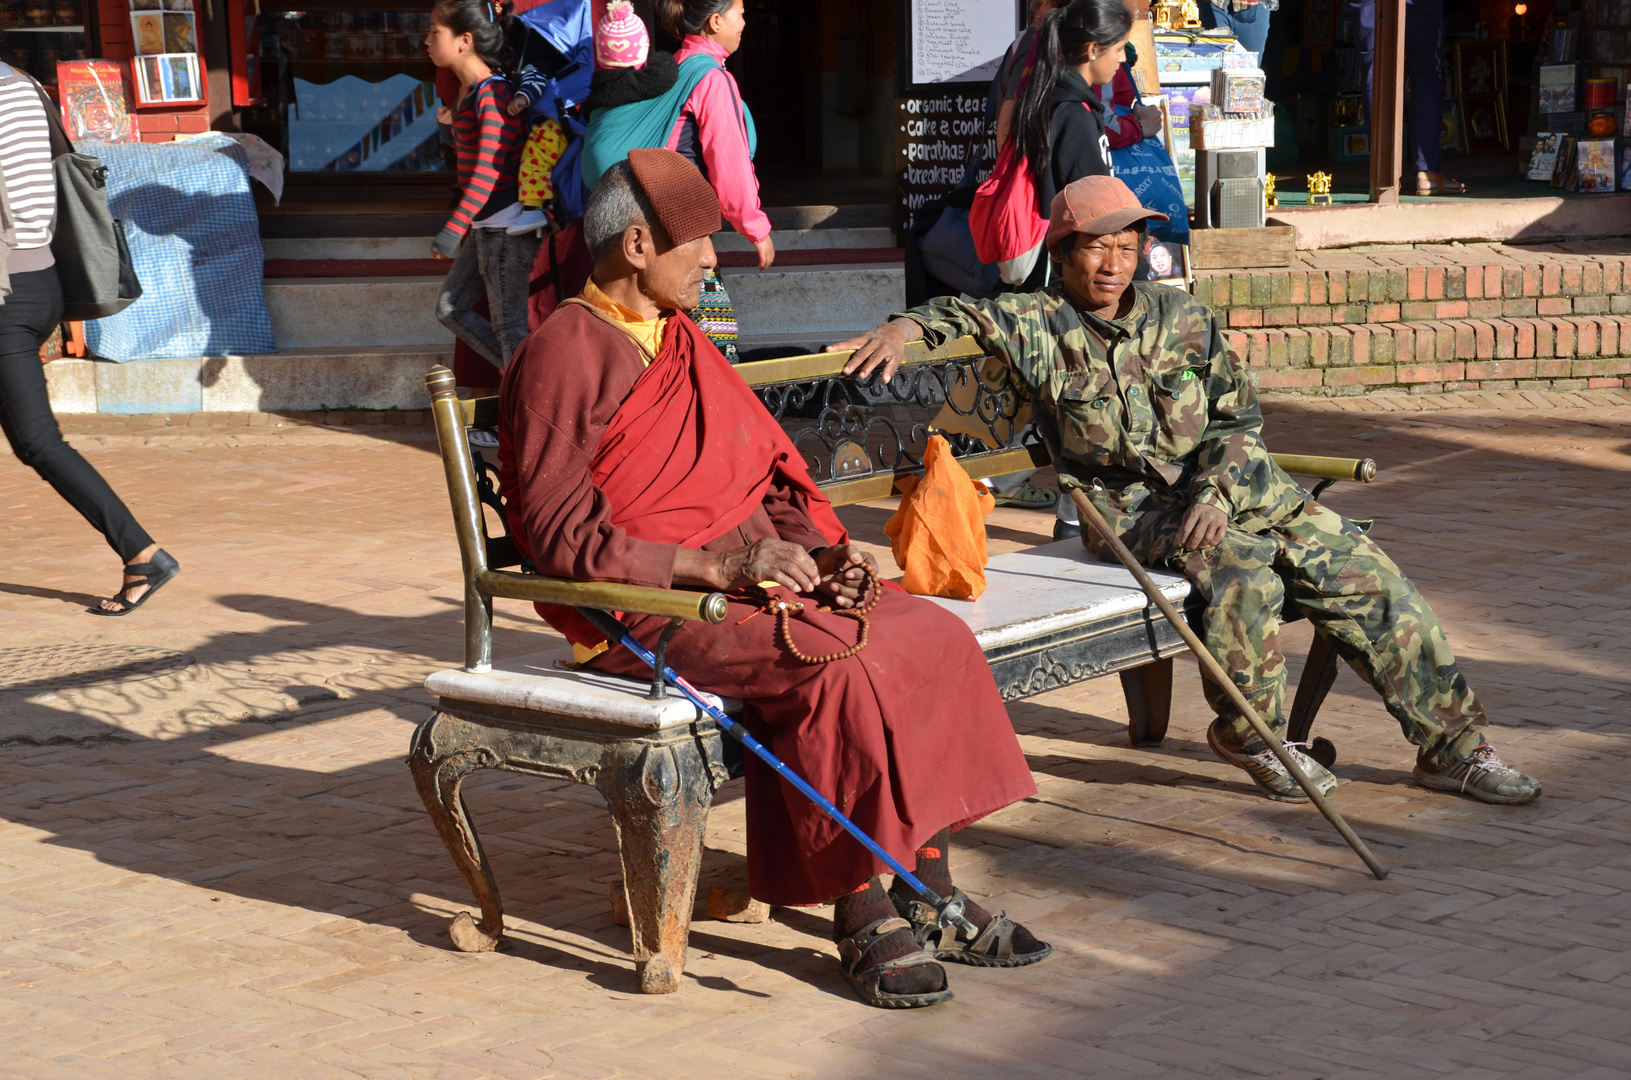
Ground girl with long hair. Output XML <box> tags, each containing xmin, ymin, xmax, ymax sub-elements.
<box><xmin>1009</xmin><ymin>0</ymin><xmax>1135</xmax><ymax>212</ymax></box>
<box><xmin>428</xmin><ymin>0</ymin><xmax>537</xmax><ymax>382</ymax></box>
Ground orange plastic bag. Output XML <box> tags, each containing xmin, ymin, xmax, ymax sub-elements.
<box><xmin>884</xmin><ymin>435</ymin><xmax>996</xmax><ymax>601</ymax></box>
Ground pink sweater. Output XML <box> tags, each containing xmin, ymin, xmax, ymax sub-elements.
<box><xmin>665</xmin><ymin>35</ymin><xmax>772</xmax><ymax>244</ymax></box>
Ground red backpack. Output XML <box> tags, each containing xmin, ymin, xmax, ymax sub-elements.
<box><xmin>968</xmin><ymin>36</ymin><xmax>1048</xmax><ymax>268</ymax></box>
<box><xmin>968</xmin><ymin>138</ymin><xmax>1049</xmax><ymax>266</ymax></box>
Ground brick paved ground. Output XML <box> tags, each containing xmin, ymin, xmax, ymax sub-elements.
<box><xmin>2</xmin><ymin>396</ymin><xmax>1629</xmax><ymax>1078</ymax></box>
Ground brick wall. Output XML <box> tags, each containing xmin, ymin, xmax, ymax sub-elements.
<box><xmin>1194</xmin><ymin>243</ymin><xmax>1631</xmax><ymax>396</ymax></box>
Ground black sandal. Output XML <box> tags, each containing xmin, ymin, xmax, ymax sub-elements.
<box><xmin>835</xmin><ymin>916</ymin><xmax>953</xmax><ymax>1009</ymax></box>
<box><xmin>88</xmin><ymin>549</ymin><xmax>180</xmax><ymax>617</ymax></box>
<box><xmin>894</xmin><ymin>888</ymin><xmax>1053</xmax><ymax>968</ymax></box>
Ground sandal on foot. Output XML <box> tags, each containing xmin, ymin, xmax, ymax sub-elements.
<box><xmin>88</xmin><ymin>549</ymin><xmax>180</xmax><ymax>617</ymax></box>
<box><xmin>836</xmin><ymin>916</ymin><xmax>953</xmax><ymax>1009</ymax></box>
<box><xmin>1416</xmin><ymin>171</ymin><xmax>1469</xmax><ymax>196</ymax></box>
<box><xmin>894</xmin><ymin>888</ymin><xmax>1054</xmax><ymax>968</ymax></box>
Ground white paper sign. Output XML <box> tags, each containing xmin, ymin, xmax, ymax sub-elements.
<box><xmin>910</xmin><ymin>0</ymin><xmax>1020</xmax><ymax>86</ymax></box>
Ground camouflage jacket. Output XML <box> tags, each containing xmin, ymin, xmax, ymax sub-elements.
<box><xmin>896</xmin><ymin>282</ymin><xmax>1308</xmax><ymax>534</ymax></box>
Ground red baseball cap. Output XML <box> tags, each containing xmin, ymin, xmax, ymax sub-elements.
<box><xmin>1045</xmin><ymin>175</ymin><xmax>1169</xmax><ymax>253</ymax></box>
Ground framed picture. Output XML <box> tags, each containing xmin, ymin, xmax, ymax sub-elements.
<box><xmin>1440</xmin><ymin>99</ymin><xmax>1465</xmax><ymax>154</ymax></box>
<box><xmin>1461</xmin><ymin>92</ymin><xmax>1509</xmax><ymax>153</ymax></box>
<box><xmin>1619</xmin><ymin>144</ymin><xmax>1631</xmax><ymax>193</ymax></box>
<box><xmin>55</xmin><ymin>59</ymin><xmax>139</xmax><ymax>143</ymax></box>
<box><xmin>1146</xmin><ymin>240</ymin><xmax>1191</xmax><ymax>286</ymax></box>
<box><xmin>132</xmin><ymin>51</ymin><xmax>204</xmax><ymax>105</ymax></box>
<box><xmin>1455</xmin><ymin>41</ymin><xmax>1504</xmax><ymax>95</ymax></box>
<box><xmin>1303</xmin><ymin>0</ymin><xmax>1336</xmax><ymax>48</ymax></box>
<box><xmin>161</xmin><ymin>12</ymin><xmax>196</xmax><ymax>53</ymax></box>
<box><xmin>1538</xmin><ymin>64</ymin><xmax>1578</xmax><ymax>114</ymax></box>
<box><xmin>130</xmin><ymin>12</ymin><xmax>165</xmax><ymax>54</ymax></box>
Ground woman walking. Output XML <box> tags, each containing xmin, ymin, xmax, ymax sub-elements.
<box><xmin>0</xmin><ymin>61</ymin><xmax>177</xmax><ymax>615</ymax></box>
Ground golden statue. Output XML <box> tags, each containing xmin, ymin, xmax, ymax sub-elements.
<box><xmin>1154</xmin><ymin>0</ymin><xmax>1175</xmax><ymax>28</ymax></box>
<box><xmin>1179</xmin><ymin>0</ymin><xmax>1203</xmax><ymax>27</ymax></box>
<box><xmin>1265</xmin><ymin>172</ymin><xmax>1279</xmax><ymax>211</ymax></box>
<box><xmin>1307</xmin><ymin>171</ymin><xmax>1333</xmax><ymax>205</ymax></box>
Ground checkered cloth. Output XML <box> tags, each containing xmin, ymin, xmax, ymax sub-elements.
<box><xmin>81</xmin><ymin>135</ymin><xmax>276</xmax><ymax>362</ymax></box>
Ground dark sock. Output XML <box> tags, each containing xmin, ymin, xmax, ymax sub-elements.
<box><xmin>832</xmin><ymin>878</ymin><xmax>945</xmax><ymax>998</ymax></box>
<box><xmin>887</xmin><ymin>830</ymin><xmax>1044</xmax><ymax>956</ymax></box>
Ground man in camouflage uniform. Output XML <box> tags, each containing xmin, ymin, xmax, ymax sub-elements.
<box><xmin>833</xmin><ymin>175</ymin><xmax>1540</xmax><ymax>805</ymax></box>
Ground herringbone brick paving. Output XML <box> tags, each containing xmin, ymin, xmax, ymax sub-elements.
<box><xmin>1</xmin><ymin>397</ymin><xmax>1628</xmax><ymax>1078</ymax></box>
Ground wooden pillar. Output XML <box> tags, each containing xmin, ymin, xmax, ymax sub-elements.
<box><xmin>1368</xmin><ymin>0</ymin><xmax>1406</xmax><ymax>203</ymax></box>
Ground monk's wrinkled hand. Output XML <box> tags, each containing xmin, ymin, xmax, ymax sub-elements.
<box><xmin>813</xmin><ymin>544</ymin><xmax>878</xmax><ymax>608</ymax></box>
<box><xmin>715</xmin><ymin>539</ymin><xmax>821</xmax><ymax>594</ymax></box>
<box><xmin>1176</xmin><ymin>501</ymin><xmax>1228</xmax><ymax>552</ymax></box>
<box><xmin>828</xmin><ymin>318</ymin><xmax>922</xmax><ymax>385</ymax></box>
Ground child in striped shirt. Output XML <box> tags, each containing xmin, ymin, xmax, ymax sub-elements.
<box><xmin>428</xmin><ymin>0</ymin><xmax>535</xmax><ymax>378</ymax></box>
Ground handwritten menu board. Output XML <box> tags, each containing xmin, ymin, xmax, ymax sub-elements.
<box><xmin>895</xmin><ymin>91</ymin><xmax>994</xmax><ymax>232</ymax></box>
<box><xmin>906</xmin><ymin>0</ymin><xmax>1020</xmax><ymax>88</ymax></box>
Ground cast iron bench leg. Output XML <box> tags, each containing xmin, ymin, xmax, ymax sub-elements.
<box><xmin>1121</xmin><ymin>657</ymin><xmax>1174</xmax><ymax>747</ymax></box>
<box><xmin>408</xmin><ymin>713</ymin><xmax>506</xmax><ymax>952</ymax></box>
<box><xmin>1288</xmin><ymin>629</ymin><xmax>1343</xmax><ymax>749</ymax></box>
<box><xmin>596</xmin><ymin>738</ymin><xmax>716</xmax><ymax>994</ymax></box>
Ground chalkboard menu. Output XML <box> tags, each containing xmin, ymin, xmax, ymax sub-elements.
<box><xmin>897</xmin><ymin>0</ymin><xmax>1022</xmax><ymax>94</ymax></box>
<box><xmin>895</xmin><ymin>91</ymin><xmax>995</xmax><ymax>232</ymax></box>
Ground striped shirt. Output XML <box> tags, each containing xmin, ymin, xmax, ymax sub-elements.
<box><xmin>432</xmin><ymin>74</ymin><xmax>525</xmax><ymax>257</ymax></box>
<box><xmin>0</xmin><ymin>68</ymin><xmax>57</xmax><ymax>270</ymax></box>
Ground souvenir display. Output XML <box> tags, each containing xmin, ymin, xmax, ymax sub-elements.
<box><xmin>132</xmin><ymin>49</ymin><xmax>202</xmax><ymax>104</ymax></box>
<box><xmin>1538</xmin><ymin>65</ymin><xmax>1578</xmax><ymax>114</ymax></box>
<box><xmin>1460</xmin><ymin>93</ymin><xmax>1508</xmax><ymax>153</ymax></box>
<box><xmin>1527</xmin><ymin>132</ymin><xmax>1561</xmax><ymax>179</ymax></box>
<box><xmin>56</xmin><ymin>58</ymin><xmax>137</xmax><ymax>142</ymax></box>
<box><xmin>1574</xmin><ymin>138</ymin><xmax>1616</xmax><ymax>191</ymax></box>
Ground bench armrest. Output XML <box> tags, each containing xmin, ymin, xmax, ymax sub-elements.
<box><xmin>1270</xmin><ymin>454</ymin><xmax>1377</xmax><ymax>483</ymax></box>
<box><xmin>478</xmin><ymin>570</ymin><xmax>729</xmax><ymax>624</ymax></box>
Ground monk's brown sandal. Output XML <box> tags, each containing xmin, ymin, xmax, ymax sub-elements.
<box><xmin>836</xmin><ymin>916</ymin><xmax>954</xmax><ymax>1009</ymax></box>
<box><xmin>894</xmin><ymin>889</ymin><xmax>1054</xmax><ymax>968</ymax></box>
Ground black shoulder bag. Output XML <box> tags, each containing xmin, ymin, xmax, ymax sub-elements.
<box><xmin>26</xmin><ymin>71</ymin><xmax>142</xmax><ymax>320</ymax></box>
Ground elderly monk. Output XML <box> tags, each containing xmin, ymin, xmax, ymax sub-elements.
<box><xmin>836</xmin><ymin>175</ymin><xmax>1541</xmax><ymax>807</ymax></box>
<box><xmin>497</xmin><ymin>149</ymin><xmax>1049</xmax><ymax>1009</ymax></box>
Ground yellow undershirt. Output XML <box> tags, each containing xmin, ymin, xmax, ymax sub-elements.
<box><xmin>581</xmin><ymin>278</ymin><xmax>666</xmax><ymax>364</ymax></box>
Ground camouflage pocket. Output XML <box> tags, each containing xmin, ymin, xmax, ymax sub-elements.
<box><xmin>1054</xmin><ymin>372</ymin><xmax>1122</xmax><ymax>461</ymax></box>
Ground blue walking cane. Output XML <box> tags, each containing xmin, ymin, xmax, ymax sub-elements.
<box><xmin>573</xmin><ymin>604</ymin><xmax>980</xmax><ymax>938</ymax></box>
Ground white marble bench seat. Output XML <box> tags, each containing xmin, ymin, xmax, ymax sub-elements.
<box><xmin>423</xmin><ymin>538</ymin><xmax>1192</xmax><ymax>728</ymax></box>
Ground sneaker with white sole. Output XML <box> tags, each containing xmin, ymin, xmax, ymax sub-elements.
<box><xmin>505</xmin><ymin>207</ymin><xmax>551</xmax><ymax>235</ymax></box>
<box><xmin>467</xmin><ymin>428</ymin><xmax>500</xmax><ymax>449</ymax></box>
<box><xmin>1413</xmin><ymin>742</ymin><xmax>1540</xmax><ymax>805</ymax></box>
<box><xmin>1207</xmin><ymin>718</ymin><xmax>1338</xmax><ymax>802</ymax></box>
<box><xmin>990</xmin><ymin>481</ymin><xmax>1058</xmax><ymax>510</ymax></box>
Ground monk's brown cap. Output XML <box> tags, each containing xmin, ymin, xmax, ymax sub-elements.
<box><xmin>1045</xmin><ymin>175</ymin><xmax>1169</xmax><ymax>253</ymax></box>
<box><xmin>626</xmin><ymin>148</ymin><xmax>722</xmax><ymax>247</ymax></box>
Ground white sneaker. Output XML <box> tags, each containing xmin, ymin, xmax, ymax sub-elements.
<box><xmin>505</xmin><ymin>208</ymin><xmax>551</xmax><ymax>235</ymax></box>
<box><xmin>1208</xmin><ymin>718</ymin><xmax>1338</xmax><ymax>802</ymax></box>
<box><xmin>1414</xmin><ymin>742</ymin><xmax>1541</xmax><ymax>804</ymax></box>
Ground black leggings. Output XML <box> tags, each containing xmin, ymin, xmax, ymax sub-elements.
<box><xmin>0</xmin><ymin>266</ymin><xmax>153</xmax><ymax>561</ymax></box>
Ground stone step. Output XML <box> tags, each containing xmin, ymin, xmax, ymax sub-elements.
<box><xmin>721</xmin><ymin>261</ymin><xmax>904</xmax><ymax>350</ymax></box>
<box><xmin>45</xmin><ymin>346</ymin><xmax>448</xmax><ymax>415</ymax></box>
<box><xmin>263</xmin><ymin>276</ymin><xmax>452</xmax><ymax>350</ymax></box>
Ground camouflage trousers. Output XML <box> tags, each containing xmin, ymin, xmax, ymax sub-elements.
<box><xmin>1104</xmin><ymin>495</ymin><xmax>1489</xmax><ymax>770</ymax></box>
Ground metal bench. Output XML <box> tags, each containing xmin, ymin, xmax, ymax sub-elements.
<box><xmin>408</xmin><ymin>339</ymin><xmax>1375</xmax><ymax>994</ymax></box>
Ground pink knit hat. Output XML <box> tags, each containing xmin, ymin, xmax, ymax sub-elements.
<box><xmin>596</xmin><ymin>0</ymin><xmax>650</xmax><ymax>70</ymax></box>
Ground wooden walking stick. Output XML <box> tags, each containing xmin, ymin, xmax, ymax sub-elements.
<box><xmin>1067</xmin><ymin>487</ymin><xmax>1389</xmax><ymax>880</ymax></box>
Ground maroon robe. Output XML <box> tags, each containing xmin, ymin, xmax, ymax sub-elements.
<box><xmin>497</xmin><ymin>300</ymin><xmax>1036</xmax><ymax>906</ymax></box>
